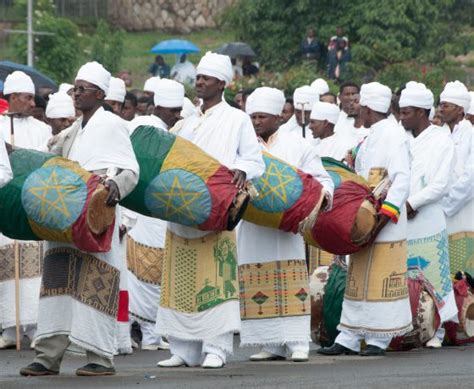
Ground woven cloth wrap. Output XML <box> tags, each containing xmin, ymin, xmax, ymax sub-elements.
<box><xmin>304</xmin><ymin>157</ymin><xmax>378</xmax><ymax>255</ymax></box>
<box><xmin>120</xmin><ymin>125</ymin><xmax>243</xmax><ymax>231</ymax></box>
<box><xmin>243</xmin><ymin>151</ymin><xmax>325</xmax><ymax>234</ymax></box>
<box><xmin>0</xmin><ymin>148</ymin><xmax>115</xmax><ymax>252</ymax></box>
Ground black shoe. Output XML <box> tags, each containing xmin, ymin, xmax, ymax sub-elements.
<box><xmin>20</xmin><ymin>362</ymin><xmax>59</xmax><ymax>376</ymax></box>
<box><xmin>76</xmin><ymin>363</ymin><xmax>116</xmax><ymax>376</ymax></box>
<box><xmin>317</xmin><ymin>343</ymin><xmax>358</xmax><ymax>356</ymax></box>
<box><xmin>359</xmin><ymin>345</ymin><xmax>385</xmax><ymax>356</ymax></box>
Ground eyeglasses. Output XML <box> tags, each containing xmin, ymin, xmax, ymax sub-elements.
<box><xmin>73</xmin><ymin>86</ymin><xmax>100</xmax><ymax>94</ymax></box>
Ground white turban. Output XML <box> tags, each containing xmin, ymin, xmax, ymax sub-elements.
<box><xmin>75</xmin><ymin>61</ymin><xmax>111</xmax><ymax>94</ymax></box>
<box><xmin>359</xmin><ymin>82</ymin><xmax>392</xmax><ymax>113</ymax></box>
<box><xmin>58</xmin><ymin>83</ymin><xmax>74</xmax><ymax>94</ymax></box>
<box><xmin>311</xmin><ymin>78</ymin><xmax>330</xmax><ymax>95</ymax></box>
<box><xmin>154</xmin><ymin>79</ymin><xmax>185</xmax><ymax>108</ymax></box>
<box><xmin>181</xmin><ymin>97</ymin><xmax>197</xmax><ymax>118</ymax></box>
<box><xmin>440</xmin><ymin>81</ymin><xmax>471</xmax><ymax>113</ymax></box>
<box><xmin>105</xmin><ymin>77</ymin><xmax>126</xmax><ymax>103</ymax></box>
<box><xmin>196</xmin><ymin>52</ymin><xmax>233</xmax><ymax>86</ymax></box>
<box><xmin>144</xmin><ymin>76</ymin><xmax>160</xmax><ymax>93</ymax></box>
<box><xmin>3</xmin><ymin>71</ymin><xmax>35</xmax><ymax>95</ymax></box>
<box><xmin>310</xmin><ymin>101</ymin><xmax>340</xmax><ymax>124</ymax></box>
<box><xmin>246</xmin><ymin>87</ymin><xmax>285</xmax><ymax>116</ymax></box>
<box><xmin>293</xmin><ymin>85</ymin><xmax>319</xmax><ymax>111</ymax></box>
<box><xmin>468</xmin><ymin>92</ymin><xmax>474</xmax><ymax>115</ymax></box>
<box><xmin>399</xmin><ymin>81</ymin><xmax>434</xmax><ymax>110</ymax></box>
<box><xmin>45</xmin><ymin>91</ymin><xmax>75</xmax><ymax>119</ymax></box>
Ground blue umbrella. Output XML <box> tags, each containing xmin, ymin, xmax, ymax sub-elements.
<box><xmin>150</xmin><ymin>39</ymin><xmax>200</xmax><ymax>55</ymax></box>
<box><xmin>0</xmin><ymin>60</ymin><xmax>57</xmax><ymax>91</ymax></box>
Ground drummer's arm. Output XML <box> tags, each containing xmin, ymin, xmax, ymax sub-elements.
<box><xmin>108</xmin><ymin>169</ymin><xmax>139</xmax><ymax>200</ymax></box>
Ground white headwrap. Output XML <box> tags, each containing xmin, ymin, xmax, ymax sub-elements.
<box><xmin>246</xmin><ymin>87</ymin><xmax>285</xmax><ymax>116</ymax></box>
<box><xmin>144</xmin><ymin>76</ymin><xmax>161</xmax><ymax>93</ymax></box>
<box><xmin>440</xmin><ymin>81</ymin><xmax>471</xmax><ymax>113</ymax></box>
<box><xmin>153</xmin><ymin>79</ymin><xmax>185</xmax><ymax>108</ymax></box>
<box><xmin>399</xmin><ymin>81</ymin><xmax>434</xmax><ymax>110</ymax></box>
<box><xmin>75</xmin><ymin>61</ymin><xmax>111</xmax><ymax>94</ymax></box>
<box><xmin>468</xmin><ymin>92</ymin><xmax>474</xmax><ymax>115</ymax></box>
<box><xmin>310</xmin><ymin>101</ymin><xmax>340</xmax><ymax>124</ymax></box>
<box><xmin>311</xmin><ymin>78</ymin><xmax>330</xmax><ymax>95</ymax></box>
<box><xmin>58</xmin><ymin>83</ymin><xmax>74</xmax><ymax>94</ymax></box>
<box><xmin>196</xmin><ymin>52</ymin><xmax>233</xmax><ymax>86</ymax></box>
<box><xmin>45</xmin><ymin>91</ymin><xmax>75</xmax><ymax>119</ymax></box>
<box><xmin>3</xmin><ymin>71</ymin><xmax>35</xmax><ymax>95</ymax></box>
<box><xmin>181</xmin><ymin>97</ymin><xmax>197</xmax><ymax>118</ymax></box>
<box><xmin>105</xmin><ymin>77</ymin><xmax>126</xmax><ymax>103</ymax></box>
<box><xmin>359</xmin><ymin>82</ymin><xmax>392</xmax><ymax>113</ymax></box>
<box><xmin>293</xmin><ymin>85</ymin><xmax>320</xmax><ymax>111</ymax></box>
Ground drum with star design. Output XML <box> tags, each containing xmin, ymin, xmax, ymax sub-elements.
<box><xmin>0</xmin><ymin>148</ymin><xmax>115</xmax><ymax>252</ymax></box>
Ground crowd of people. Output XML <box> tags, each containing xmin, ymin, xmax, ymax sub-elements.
<box><xmin>0</xmin><ymin>50</ymin><xmax>472</xmax><ymax>378</ymax></box>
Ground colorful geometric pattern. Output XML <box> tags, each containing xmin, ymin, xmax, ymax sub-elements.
<box><xmin>0</xmin><ymin>242</ymin><xmax>43</xmax><ymax>282</ymax></box>
<box><xmin>127</xmin><ymin>236</ymin><xmax>164</xmax><ymax>285</ymax></box>
<box><xmin>449</xmin><ymin>232</ymin><xmax>474</xmax><ymax>276</ymax></box>
<box><xmin>160</xmin><ymin>230</ymin><xmax>238</xmax><ymax>313</ymax></box>
<box><xmin>321</xmin><ymin>157</ymin><xmax>369</xmax><ymax>189</ymax></box>
<box><xmin>144</xmin><ymin>169</ymin><xmax>211</xmax><ymax>226</ymax></box>
<box><xmin>381</xmin><ymin>201</ymin><xmax>400</xmax><ymax>223</ymax></box>
<box><xmin>239</xmin><ymin>259</ymin><xmax>310</xmax><ymax>320</ymax></box>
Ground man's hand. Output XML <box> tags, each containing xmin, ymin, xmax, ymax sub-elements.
<box><xmin>119</xmin><ymin>225</ymin><xmax>127</xmax><ymax>242</ymax></box>
<box><xmin>230</xmin><ymin>169</ymin><xmax>247</xmax><ymax>190</ymax></box>
<box><xmin>372</xmin><ymin>213</ymin><xmax>391</xmax><ymax>239</ymax></box>
<box><xmin>406</xmin><ymin>201</ymin><xmax>418</xmax><ymax>220</ymax></box>
<box><xmin>104</xmin><ymin>179</ymin><xmax>120</xmax><ymax>207</ymax></box>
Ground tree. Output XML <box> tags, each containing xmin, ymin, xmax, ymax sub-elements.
<box><xmin>89</xmin><ymin>20</ymin><xmax>125</xmax><ymax>74</ymax></box>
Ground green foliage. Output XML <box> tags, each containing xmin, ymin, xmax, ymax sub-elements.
<box><xmin>89</xmin><ymin>20</ymin><xmax>125</xmax><ymax>74</ymax></box>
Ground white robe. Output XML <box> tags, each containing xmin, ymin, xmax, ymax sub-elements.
<box><xmin>171</xmin><ymin>61</ymin><xmax>196</xmax><ymax>85</ymax></box>
<box><xmin>238</xmin><ymin>130</ymin><xmax>333</xmax><ymax>348</ymax></box>
<box><xmin>406</xmin><ymin>125</ymin><xmax>458</xmax><ymax>322</ymax></box>
<box><xmin>334</xmin><ymin>110</ymin><xmax>369</xmax><ymax>146</ymax></box>
<box><xmin>127</xmin><ymin>114</ymin><xmax>167</xmax><ymax>135</ymax></box>
<box><xmin>313</xmin><ymin>133</ymin><xmax>355</xmax><ymax>160</ymax></box>
<box><xmin>156</xmin><ymin>100</ymin><xmax>264</xmax><ymax>348</ymax></box>
<box><xmin>0</xmin><ymin>115</ymin><xmax>51</xmax><ymax>334</ymax></box>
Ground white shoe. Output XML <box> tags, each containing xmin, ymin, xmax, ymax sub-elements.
<box><xmin>30</xmin><ymin>338</ymin><xmax>36</xmax><ymax>350</ymax></box>
<box><xmin>291</xmin><ymin>351</ymin><xmax>309</xmax><ymax>362</ymax></box>
<box><xmin>202</xmin><ymin>353</ymin><xmax>224</xmax><ymax>369</ymax></box>
<box><xmin>425</xmin><ymin>336</ymin><xmax>442</xmax><ymax>349</ymax></box>
<box><xmin>158</xmin><ymin>338</ymin><xmax>170</xmax><ymax>350</ymax></box>
<box><xmin>0</xmin><ymin>336</ymin><xmax>16</xmax><ymax>349</ymax></box>
<box><xmin>131</xmin><ymin>338</ymin><xmax>139</xmax><ymax>349</ymax></box>
<box><xmin>250</xmin><ymin>351</ymin><xmax>285</xmax><ymax>361</ymax></box>
<box><xmin>142</xmin><ymin>344</ymin><xmax>159</xmax><ymax>351</ymax></box>
<box><xmin>157</xmin><ymin>355</ymin><xmax>187</xmax><ymax>367</ymax></box>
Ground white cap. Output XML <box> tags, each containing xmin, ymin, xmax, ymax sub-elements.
<box><xmin>246</xmin><ymin>87</ymin><xmax>285</xmax><ymax>116</ymax></box>
<box><xmin>440</xmin><ymin>80</ymin><xmax>471</xmax><ymax>113</ymax></box>
<box><xmin>105</xmin><ymin>77</ymin><xmax>126</xmax><ymax>103</ymax></box>
<box><xmin>311</xmin><ymin>78</ymin><xmax>330</xmax><ymax>95</ymax></box>
<box><xmin>45</xmin><ymin>91</ymin><xmax>75</xmax><ymax>119</ymax></box>
<box><xmin>399</xmin><ymin>81</ymin><xmax>434</xmax><ymax>110</ymax></box>
<box><xmin>153</xmin><ymin>79</ymin><xmax>185</xmax><ymax>108</ymax></box>
<box><xmin>144</xmin><ymin>76</ymin><xmax>161</xmax><ymax>93</ymax></box>
<box><xmin>181</xmin><ymin>97</ymin><xmax>197</xmax><ymax>118</ymax></box>
<box><xmin>3</xmin><ymin>71</ymin><xmax>35</xmax><ymax>95</ymax></box>
<box><xmin>359</xmin><ymin>82</ymin><xmax>392</xmax><ymax>113</ymax></box>
<box><xmin>293</xmin><ymin>85</ymin><xmax>320</xmax><ymax>111</ymax></box>
<box><xmin>58</xmin><ymin>83</ymin><xmax>74</xmax><ymax>94</ymax></box>
<box><xmin>468</xmin><ymin>92</ymin><xmax>474</xmax><ymax>115</ymax></box>
<box><xmin>75</xmin><ymin>61</ymin><xmax>111</xmax><ymax>94</ymax></box>
<box><xmin>197</xmin><ymin>52</ymin><xmax>233</xmax><ymax>86</ymax></box>
<box><xmin>310</xmin><ymin>101</ymin><xmax>340</xmax><ymax>124</ymax></box>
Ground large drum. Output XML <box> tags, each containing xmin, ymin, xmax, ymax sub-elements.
<box><xmin>243</xmin><ymin>151</ymin><xmax>325</xmax><ymax>234</ymax></box>
<box><xmin>0</xmin><ymin>148</ymin><xmax>115</xmax><ymax>252</ymax></box>
<box><xmin>121</xmin><ymin>125</ymin><xmax>249</xmax><ymax>231</ymax></box>
<box><xmin>445</xmin><ymin>278</ymin><xmax>474</xmax><ymax>345</ymax></box>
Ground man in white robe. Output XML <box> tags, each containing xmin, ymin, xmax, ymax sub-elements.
<box><xmin>126</xmin><ymin>79</ymin><xmax>185</xmax><ymax>351</ymax></box>
<box><xmin>309</xmin><ymin>101</ymin><xmax>353</xmax><ymax>160</ymax></box>
<box><xmin>400</xmin><ymin>82</ymin><xmax>457</xmax><ymax>349</ymax></box>
<box><xmin>0</xmin><ymin>71</ymin><xmax>52</xmax><ymax>350</ymax></box>
<box><xmin>171</xmin><ymin>54</ymin><xmax>196</xmax><ymax>85</ymax></box>
<box><xmin>440</xmin><ymin>81</ymin><xmax>474</xmax><ymax>277</ymax></box>
<box><xmin>105</xmin><ymin>77</ymin><xmax>127</xmax><ymax>116</ymax></box>
<box><xmin>20</xmin><ymin>62</ymin><xmax>139</xmax><ymax>376</ymax></box>
<box><xmin>45</xmin><ymin>91</ymin><xmax>76</xmax><ymax>136</ymax></box>
<box><xmin>238</xmin><ymin>87</ymin><xmax>333</xmax><ymax>362</ymax></box>
<box><xmin>318</xmin><ymin>82</ymin><xmax>412</xmax><ymax>357</ymax></box>
<box><xmin>156</xmin><ymin>52</ymin><xmax>265</xmax><ymax>369</ymax></box>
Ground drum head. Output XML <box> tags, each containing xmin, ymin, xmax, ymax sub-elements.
<box><xmin>87</xmin><ymin>184</ymin><xmax>116</xmax><ymax>235</ymax></box>
<box><xmin>418</xmin><ymin>290</ymin><xmax>437</xmax><ymax>343</ymax></box>
<box><xmin>461</xmin><ymin>293</ymin><xmax>474</xmax><ymax>337</ymax></box>
<box><xmin>351</xmin><ymin>200</ymin><xmax>376</xmax><ymax>245</ymax></box>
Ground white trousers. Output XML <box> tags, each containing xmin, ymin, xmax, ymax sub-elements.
<box><xmin>2</xmin><ymin>325</ymin><xmax>36</xmax><ymax>341</ymax></box>
<box><xmin>169</xmin><ymin>332</ymin><xmax>234</xmax><ymax>366</ymax></box>
<box><xmin>141</xmin><ymin>321</ymin><xmax>161</xmax><ymax>346</ymax></box>
<box><xmin>262</xmin><ymin>341</ymin><xmax>309</xmax><ymax>357</ymax></box>
<box><xmin>335</xmin><ymin>329</ymin><xmax>392</xmax><ymax>352</ymax></box>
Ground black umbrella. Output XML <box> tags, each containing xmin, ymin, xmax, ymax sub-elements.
<box><xmin>0</xmin><ymin>61</ymin><xmax>57</xmax><ymax>92</ymax></box>
<box><xmin>215</xmin><ymin>42</ymin><xmax>256</xmax><ymax>58</ymax></box>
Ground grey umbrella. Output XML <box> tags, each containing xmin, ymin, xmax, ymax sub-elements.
<box><xmin>215</xmin><ymin>42</ymin><xmax>256</xmax><ymax>58</ymax></box>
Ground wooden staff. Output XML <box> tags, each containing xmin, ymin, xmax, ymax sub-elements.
<box><xmin>9</xmin><ymin>114</ymin><xmax>21</xmax><ymax>351</ymax></box>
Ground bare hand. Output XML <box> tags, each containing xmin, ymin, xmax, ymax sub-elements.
<box><xmin>230</xmin><ymin>169</ymin><xmax>247</xmax><ymax>190</ymax></box>
<box><xmin>119</xmin><ymin>224</ymin><xmax>127</xmax><ymax>242</ymax></box>
<box><xmin>104</xmin><ymin>179</ymin><xmax>120</xmax><ymax>207</ymax></box>
<box><xmin>406</xmin><ymin>201</ymin><xmax>418</xmax><ymax>220</ymax></box>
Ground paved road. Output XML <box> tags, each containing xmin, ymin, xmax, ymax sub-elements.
<box><xmin>1</xmin><ymin>341</ymin><xmax>473</xmax><ymax>389</ymax></box>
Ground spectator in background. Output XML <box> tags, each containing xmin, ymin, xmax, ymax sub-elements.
<box><xmin>231</xmin><ymin>58</ymin><xmax>243</xmax><ymax>79</ymax></box>
<box><xmin>137</xmin><ymin>96</ymin><xmax>152</xmax><ymax>116</ymax></box>
<box><xmin>149</xmin><ymin>55</ymin><xmax>171</xmax><ymax>78</ymax></box>
<box><xmin>234</xmin><ymin>88</ymin><xmax>254</xmax><ymax>111</ymax></box>
<box><xmin>122</xmin><ymin>92</ymin><xmax>137</xmax><ymax>121</ymax></box>
<box><xmin>31</xmin><ymin>95</ymin><xmax>48</xmax><ymax>123</ymax></box>
<box><xmin>320</xmin><ymin>92</ymin><xmax>338</xmax><ymax>105</ymax></box>
<box><xmin>327</xmin><ymin>27</ymin><xmax>351</xmax><ymax>81</ymax></box>
<box><xmin>171</xmin><ymin>54</ymin><xmax>196</xmax><ymax>85</ymax></box>
<box><xmin>431</xmin><ymin>106</ymin><xmax>444</xmax><ymax>126</ymax></box>
<box><xmin>242</xmin><ymin>57</ymin><xmax>259</xmax><ymax>77</ymax></box>
<box><xmin>301</xmin><ymin>28</ymin><xmax>322</xmax><ymax>62</ymax></box>
<box><xmin>118</xmin><ymin>70</ymin><xmax>133</xmax><ymax>88</ymax></box>
<box><xmin>281</xmin><ymin>98</ymin><xmax>294</xmax><ymax>124</ymax></box>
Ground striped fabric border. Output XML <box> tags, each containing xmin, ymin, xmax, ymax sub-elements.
<box><xmin>380</xmin><ymin>201</ymin><xmax>400</xmax><ymax>223</ymax></box>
